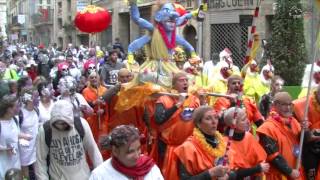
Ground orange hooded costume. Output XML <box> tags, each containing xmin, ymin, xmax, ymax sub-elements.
<box><xmin>256</xmin><ymin>110</ymin><xmax>305</xmax><ymax>180</ymax></box>
<box><xmin>165</xmin><ymin>128</ymin><xmax>226</xmax><ymax>180</ymax></box>
<box><xmin>225</xmin><ymin>132</ymin><xmax>267</xmax><ymax>178</ymax></box>
<box><xmin>156</xmin><ymin>94</ymin><xmax>200</xmax><ymax>178</ymax></box>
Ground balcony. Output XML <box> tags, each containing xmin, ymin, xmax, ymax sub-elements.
<box><xmin>32</xmin><ymin>9</ymin><xmax>53</xmax><ymax>26</ymax></box>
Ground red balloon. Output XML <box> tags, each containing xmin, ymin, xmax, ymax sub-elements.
<box><xmin>74</xmin><ymin>5</ymin><xmax>112</xmax><ymax>33</ymax></box>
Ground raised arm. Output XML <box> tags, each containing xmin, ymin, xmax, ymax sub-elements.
<box><xmin>176</xmin><ymin>12</ymin><xmax>193</xmax><ymax>26</ymax></box>
<box><xmin>128</xmin><ymin>35</ymin><xmax>151</xmax><ymax>54</ymax></box>
<box><xmin>130</xmin><ymin>2</ymin><xmax>154</xmax><ymax>31</ymax></box>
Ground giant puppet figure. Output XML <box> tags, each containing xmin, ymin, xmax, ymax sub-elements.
<box><xmin>126</xmin><ymin>0</ymin><xmax>200</xmax><ymax>88</ymax></box>
<box><xmin>115</xmin><ymin>0</ymin><xmax>204</xmax><ymax>112</ymax></box>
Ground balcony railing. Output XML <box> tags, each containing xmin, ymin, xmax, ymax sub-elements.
<box><xmin>32</xmin><ymin>9</ymin><xmax>53</xmax><ymax>26</ymax></box>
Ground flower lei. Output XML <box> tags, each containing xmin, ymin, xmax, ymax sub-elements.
<box><xmin>193</xmin><ymin>128</ymin><xmax>226</xmax><ymax>158</ymax></box>
<box><xmin>312</xmin><ymin>91</ymin><xmax>320</xmax><ymax>113</ymax></box>
<box><xmin>269</xmin><ymin>110</ymin><xmax>292</xmax><ymax>126</ymax></box>
<box><xmin>157</xmin><ymin>23</ymin><xmax>176</xmax><ymax>49</ymax></box>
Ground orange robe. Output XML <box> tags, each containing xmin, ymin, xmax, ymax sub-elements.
<box><xmin>293</xmin><ymin>94</ymin><xmax>320</xmax><ymax>179</ymax></box>
<box><xmin>82</xmin><ymin>85</ymin><xmax>108</xmax><ymax>160</ymax></box>
<box><xmin>256</xmin><ymin>112</ymin><xmax>304</xmax><ymax>180</ymax></box>
<box><xmin>214</xmin><ymin>96</ymin><xmax>263</xmax><ymax>125</ymax></box>
<box><xmin>167</xmin><ymin>129</ymin><xmax>225</xmax><ymax>180</ymax></box>
<box><xmin>106</xmin><ymin>93</ymin><xmax>148</xmax><ymax>158</ymax></box>
<box><xmin>107</xmin><ymin>95</ymin><xmax>147</xmax><ymax>134</ymax></box>
<box><xmin>144</xmin><ymin>99</ymin><xmax>161</xmax><ymax>165</ymax></box>
<box><xmin>225</xmin><ymin>132</ymin><xmax>267</xmax><ymax>177</ymax></box>
<box><xmin>82</xmin><ymin>85</ymin><xmax>108</xmax><ymax>142</ymax></box>
<box><xmin>157</xmin><ymin>95</ymin><xmax>200</xmax><ymax>178</ymax></box>
<box><xmin>293</xmin><ymin>94</ymin><xmax>320</xmax><ymax>129</ymax></box>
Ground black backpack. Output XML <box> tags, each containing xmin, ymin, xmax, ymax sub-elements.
<box><xmin>43</xmin><ymin>116</ymin><xmax>85</xmax><ymax>167</ymax></box>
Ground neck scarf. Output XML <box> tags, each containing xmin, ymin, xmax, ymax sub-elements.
<box><xmin>157</xmin><ymin>23</ymin><xmax>176</xmax><ymax>49</ymax></box>
<box><xmin>111</xmin><ymin>155</ymin><xmax>155</xmax><ymax>180</ymax></box>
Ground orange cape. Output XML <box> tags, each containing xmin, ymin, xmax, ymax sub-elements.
<box><xmin>256</xmin><ymin>112</ymin><xmax>304</xmax><ymax>180</ymax></box>
<box><xmin>167</xmin><ymin>128</ymin><xmax>226</xmax><ymax>180</ymax></box>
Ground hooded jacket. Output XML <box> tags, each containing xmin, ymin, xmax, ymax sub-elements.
<box><xmin>35</xmin><ymin>100</ymin><xmax>103</xmax><ymax>180</ymax></box>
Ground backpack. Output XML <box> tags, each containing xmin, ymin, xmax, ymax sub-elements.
<box><xmin>43</xmin><ymin>116</ymin><xmax>85</xmax><ymax>167</ymax></box>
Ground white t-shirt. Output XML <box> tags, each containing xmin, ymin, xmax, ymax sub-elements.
<box><xmin>19</xmin><ymin>108</ymin><xmax>39</xmax><ymax>166</ymax></box>
<box><xmin>38</xmin><ymin>100</ymin><xmax>54</xmax><ymax>126</ymax></box>
<box><xmin>89</xmin><ymin>158</ymin><xmax>164</xmax><ymax>180</ymax></box>
<box><xmin>0</xmin><ymin>119</ymin><xmax>20</xmax><ymax>179</ymax></box>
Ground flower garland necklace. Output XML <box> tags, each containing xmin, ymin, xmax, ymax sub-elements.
<box><xmin>312</xmin><ymin>91</ymin><xmax>320</xmax><ymax>113</ymax></box>
<box><xmin>157</xmin><ymin>23</ymin><xmax>176</xmax><ymax>49</ymax></box>
<box><xmin>269</xmin><ymin>111</ymin><xmax>292</xmax><ymax>126</ymax></box>
<box><xmin>193</xmin><ymin>128</ymin><xmax>226</xmax><ymax>158</ymax></box>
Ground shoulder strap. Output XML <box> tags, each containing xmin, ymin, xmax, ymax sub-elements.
<box><xmin>74</xmin><ymin>95</ymin><xmax>80</xmax><ymax>107</ymax></box>
<box><xmin>18</xmin><ymin>110</ymin><xmax>23</xmax><ymax>126</ymax></box>
<box><xmin>34</xmin><ymin>107</ymin><xmax>40</xmax><ymax>116</ymax></box>
<box><xmin>74</xmin><ymin>116</ymin><xmax>85</xmax><ymax>140</ymax></box>
<box><xmin>9</xmin><ymin>69</ymin><xmax>14</xmax><ymax>79</ymax></box>
<box><xmin>43</xmin><ymin>121</ymin><xmax>52</xmax><ymax>148</ymax></box>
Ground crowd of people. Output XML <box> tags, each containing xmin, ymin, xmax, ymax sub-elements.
<box><xmin>0</xmin><ymin>39</ymin><xmax>320</xmax><ymax>180</ymax></box>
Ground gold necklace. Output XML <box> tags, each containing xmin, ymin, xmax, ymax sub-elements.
<box><xmin>312</xmin><ymin>92</ymin><xmax>320</xmax><ymax>113</ymax></box>
<box><xmin>193</xmin><ymin>128</ymin><xmax>226</xmax><ymax>158</ymax></box>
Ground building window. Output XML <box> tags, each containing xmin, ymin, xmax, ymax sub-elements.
<box><xmin>67</xmin><ymin>0</ymin><xmax>71</xmax><ymax>11</ymax></box>
<box><xmin>58</xmin><ymin>18</ymin><xmax>62</xmax><ymax>29</ymax></box>
<box><xmin>186</xmin><ymin>0</ymin><xmax>192</xmax><ymax>8</ymax></box>
<box><xmin>68</xmin><ymin>35</ymin><xmax>72</xmax><ymax>44</ymax></box>
<box><xmin>210</xmin><ymin>23</ymin><xmax>249</xmax><ymax>67</ymax></box>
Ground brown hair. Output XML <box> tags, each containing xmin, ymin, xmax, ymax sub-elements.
<box><xmin>172</xmin><ymin>72</ymin><xmax>187</xmax><ymax>86</ymax></box>
<box><xmin>192</xmin><ymin>106</ymin><xmax>214</xmax><ymax>126</ymax></box>
<box><xmin>271</xmin><ymin>75</ymin><xmax>284</xmax><ymax>85</ymax></box>
<box><xmin>100</xmin><ymin>125</ymin><xmax>140</xmax><ymax>149</ymax></box>
<box><xmin>0</xmin><ymin>95</ymin><xmax>18</xmax><ymax>117</ymax></box>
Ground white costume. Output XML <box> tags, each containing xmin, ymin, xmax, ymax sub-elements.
<box><xmin>298</xmin><ymin>62</ymin><xmax>320</xmax><ymax>98</ymax></box>
<box><xmin>35</xmin><ymin>100</ymin><xmax>103</xmax><ymax>180</ymax></box>
<box><xmin>89</xmin><ymin>158</ymin><xmax>164</xmax><ymax>180</ymax></box>
<box><xmin>19</xmin><ymin>107</ymin><xmax>39</xmax><ymax>166</ymax></box>
<box><xmin>0</xmin><ymin>119</ymin><xmax>21</xmax><ymax>179</ymax></box>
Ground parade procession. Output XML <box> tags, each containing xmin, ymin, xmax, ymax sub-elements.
<box><xmin>1</xmin><ymin>0</ymin><xmax>320</xmax><ymax>179</ymax></box>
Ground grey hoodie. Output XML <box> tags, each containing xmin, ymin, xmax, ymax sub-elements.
<box><xmin>35</xmin><ymin>100</ymin><xmax>103</xmax><ymax>180</ymax></box>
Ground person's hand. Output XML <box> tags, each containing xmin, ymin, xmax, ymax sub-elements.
<box><xmin>19</xmin><ymin>133</ymin><xmax>32</xmax><ymax>141</ymax></box>
<box><xmin>94</xmin><ymin>98</ymin><xmax>105</xmax><ymax>106</ymax></box>
<box><xmin>7</xmin><ymin>147</ymin><xmax>16</xmax><ymax>155</ymax></box>
<box><xmin>208</xmin><ymin>165</ymin><xmax>229</xmax><ymax>177</ymax></box>
<box><xmin>176</xmin><ymin>93</ymin><xmax>187</xmax><ymax>108</ymax></box>
<box><xmin>196</xmin><ymin>89</ymin><xmax>208</xmax><ymax>105</ymax></box>
<box><xmin>227</xmin><ymin>93</ymin><xmax>238</xmax><ymax>103</ymax></box>
<box><xmin>81</xmin><ymin>105</ymin><xmax>94</xmax><ymax>116</ymax></box>
<box><xmin>290</xmin><ymin>169</ymin><xmax>300</xmax><ymax>179</ymax></box>
<box><xmin>260</xmin><ymin>161</ymin><xmax>270</xmax><ymax>173</ymax></box>
<box><xmin>96</xmin><ymin>109</ymin><xmax>104</xmax><ymax>116</ymax></box>
<box><xmin>114</xmin><ymin>83</ymin><xmax>122</xmax><ymax>92</ymax></box>
<box><xmin>300</xmin><ymin>118</ymin><xmax>310</xmax><ymax>130</ymax></box>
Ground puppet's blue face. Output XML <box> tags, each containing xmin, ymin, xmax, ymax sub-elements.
<box><xmin>155</xmin><ymin>3</ymin><xmax>179</xmax><ymax>32</ymax></box>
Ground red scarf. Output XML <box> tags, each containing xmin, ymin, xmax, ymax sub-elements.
<box><xmin>111</xmin><ymin>155</ymin><xmax>155</xmax><ymax>180</ymax></box>
<box><xmin>157</xmin><ymin>23</ymin><xmax>176</xmax><ymax>49</ymax></box>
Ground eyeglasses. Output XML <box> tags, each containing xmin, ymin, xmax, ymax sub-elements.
<box><xmin>277</xmin><ymin>102</ymin><xmax>293</xmax><ymax>107</ymax></box>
